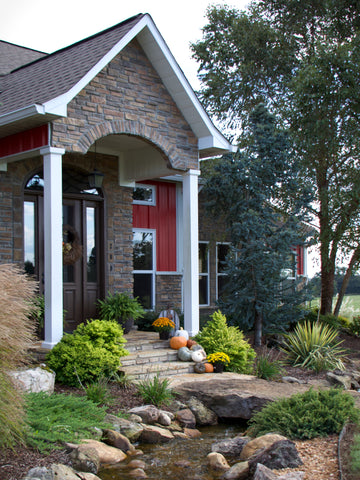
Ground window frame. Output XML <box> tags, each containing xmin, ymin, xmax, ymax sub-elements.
<box><xmin>133</xmin><ymin>228</ymin><xmax>156</xmax><ymax>309</ymax></box>
<box><xmin>199</xmin><ymin>241</ymin><xmax>210</xmax><ymax>307</ymax></box>
<box><xmin>133</xmin><ymin>183</ymin><xmax>156</xmax><ymax>206</ymax></box>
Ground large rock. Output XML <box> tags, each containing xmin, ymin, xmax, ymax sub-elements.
<box><xmin>207</xmin><ymin>452</ymin><xmax>230</xmax><ymax>471</ymax></box>
<box><xmin>10</xmin><ymin>366</ymin><xmax>55</xmax><ymax>394</ymax></box>
<box><xmin>102</xmin><ymin>429</ymin><xmax>135</xmax><ymax>453</ymax></box>
<box><xmin>253</xmin><ymin>463</ymin><xmax>305</xmax><ymax>480</ymax></box>
<box><xmin>175</xmin><ymin>408</ymin><xmax>196</xmax><ymax>428</ymax></box>
<box><xmin>172</xmin><ymin>375</ymin><xmax>315</xmax><ymax>420</ymax></box>
<box><xmin>212</xmin><ymin>435</ymin><xmax>250</xmax><ymax>456</ymax></box>
<box><xmin>139</xmin><ymin>425</ymin><xmax>174</xmax><ymax>443</ymax></box>
<box><xmin>77</xmin><ymin>439</ymin><xmax>127</xmax><ymax>465</ymax></box>
<box><xmin>240</xmin><ymin>434</ymin><xmax>287</xmax><ymax>460</ymax></box>
<box><xmin>222</xmin><ymin>461</ymin><xmax>249</xmax><ymax>480</ymax></box>
<box><xmin>248</xmin><ymin>439</ymin><xmax>303</xmax><ymax>473</ymax></box>
<box><xmin>69</xmin><ymin>446</ymin><xmax>100</xmax><ymax>474</ymax></box>
<box><xmin>105</xmin><ymin>414</ymin><xmax>144</xmax><ymax>442</ymax></box>
<box><xmin>128</xmin><ymin>405</ymin><xmax>159</xmax><ymax>424</ymax></box>
<box><xmin>187</xmin><ymin>396</ymin><xmax>218</xmax><ymax>425</ymax></box>
<box><xmin>22</xmin><ymin>464</ymin><xmax>102</xmax><ymax>480</ymax></box>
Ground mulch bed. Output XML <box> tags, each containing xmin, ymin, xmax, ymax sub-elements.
<box><xmin>1</xmin><ymin>332</ymin><xmax>360</xmax><ymax>480</ymax></box>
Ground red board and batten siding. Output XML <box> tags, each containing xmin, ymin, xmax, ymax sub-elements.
<box><xmin>0</xmin><ymin>125</ymin><xmax>49</xmax><ymax>158</ymax></box>
<box><xmin>296</xmin><ymin>245</ymin><xmax>304</xmax><ymax>276</ymax></box>
<box><xmin>133</xmin><ymin>181</ymin><xmax>177</xmax><ymax>272</ymax></box>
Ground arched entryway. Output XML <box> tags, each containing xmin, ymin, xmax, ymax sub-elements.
<box><xmin>24</xmin><ymin>168</ymin><xmax>104</xmax><ymax>333</ymax></box>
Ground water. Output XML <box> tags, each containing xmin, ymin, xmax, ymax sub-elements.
<box><xmin>98</xmin><ymin>423</ymin><xmax>245</xmax><ymax>480</ymax></box>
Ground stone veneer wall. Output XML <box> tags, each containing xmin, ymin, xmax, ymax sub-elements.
<box><xmin>155</xmin><ymin>274</ymin><xmax>182</xmax><ymax>312</ymax></box>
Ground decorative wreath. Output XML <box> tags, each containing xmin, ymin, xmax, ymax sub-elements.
<box><xmin>63</xmin><ymin>224</ymin><xmax>83</xmax><ymax>265</ymax></box>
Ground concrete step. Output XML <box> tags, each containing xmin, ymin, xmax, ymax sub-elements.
<box><xmin>121</xmin><ymin>348</ymin><xmax>178</xmax><ymax>366</ymax></box>
<box><xmin>118</xmin><ymin>360</ymin><xmax>195</xmax><ymax>382</ymax></box>
<box><xmin>124</xmin><ymin>338</ymin><xmax>170</xmax><ymax>354</ymax></box>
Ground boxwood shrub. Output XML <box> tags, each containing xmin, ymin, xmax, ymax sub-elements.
<box><xmin>46</xmin><ymin>319</ymin><xmax>128</xmax><ymax>386</ymax></box>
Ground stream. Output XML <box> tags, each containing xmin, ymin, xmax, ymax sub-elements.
<box><xmin>98</xmin><ymin>423</ymin><xmax>245</xmax><ymax>480</ymax></box>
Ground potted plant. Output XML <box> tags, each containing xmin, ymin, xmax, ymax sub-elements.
<box><xmin>206</xmin><ymin>352</ymin><xmax>230</xmax><ymax>373</ymax></box>
<box><xmin>152</xmin><ymin>317</ymin><xmax>176</xmax><ymax>340</ymax></box>
<box><xmin>97</xmin><ymin>292</ymin><xmax>145</xmax><ymax>334</ymax></box>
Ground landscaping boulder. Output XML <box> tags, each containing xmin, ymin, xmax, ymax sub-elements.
<box><xmin>212</xmin><ymin>435</ymin><xmax>250</xmax><ymax>456</ymax></box>
<box><xmin>187</xmin><ymin>396</ymin><xmax>218</xmax><ymax>425</ymax></box>
<box><xmin>128</xmin><ymin>405</ymin><xmax>159</xmax><ymax>424</ymax></box>
<box><xmin>69</xmin><ymin>446</ymin><xmax>100</xmax><ymax>474</ymax></box>
<box><xmin>10</xmin><ymin>366</ymin><xmax>55</xmax><ymax>394</ymax></box>
<box><xmin>139</xmin><ymin>425</ymin><xmax>174</xmax><ymax>443</ymax></box>
<box><xmin>253</xmin><ymin>463</ymin><xmax>305</xmax><ymax>480</ymax></box>
<box><xmin>207</xmin><ymin>452</ymin><xmax>230</xmax><ymax>471</ymax></box>
<box><xmin>22</xmin><ymin>464</ymin><xmax>102</xmax><ymax>480</ymax></box>
<box><xmin>77</xmin><ymin>439</ymin><xmax>127</xmax><ymax>465</ymax></box>
<box><xmin>105</xmin><ymin>414</ymin><xmax>144</xmax><ymax>442</ymax></box>
<box><xmin>222</xmin><ymin>461</ymin><xmax>249</xmax><ymax>480</ymax></box>
<box><xmin>175</xmin><ymin>408</ymin><xmax>196</xmax><ymax>428</ymax></box>
<box><xmin>248</xmin><ymin>439</ymin><xmax>303</xmax><ymax>473</ymax></box>
<box><xmin>102</xmin><ymin>429</ymin><xmax>135</xmax><ymax>453</ymax></box>
<box><xmin>240</xmin><ymin>434</ymin><xmax>287</xmax><ymax>460</ymax></box>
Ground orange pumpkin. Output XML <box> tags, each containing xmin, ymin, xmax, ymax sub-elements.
<box><xmin>204</xmin><ymin>362</ymin><xmax>214</xmax><ymax>373</ymax></box>
<box><xmin>187</xmin><ymin>339</ymin><xmax>197</xmax><ymax>348</ymax></box>
<box><xmin>170</xmin><ymin>335</ymin><xmax>187</xmax><ymax>350</ymax></box>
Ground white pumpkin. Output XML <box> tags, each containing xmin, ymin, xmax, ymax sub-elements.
<box><xmin>174</xmin><ymin>328</ymin><xmax>189</xmax><ymax>340</ymax></box>
<box><xmin>191</xmin><ymin>349</ymin><xmax>206</xmax><ymax>363</ymax></box>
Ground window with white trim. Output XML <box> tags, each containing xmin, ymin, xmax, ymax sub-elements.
<box><xmin>216</xmin><ymin>243</ymin><xmax>230</xmax><ymax>300</ymax></box>
<box><xmin>199</xmin><ymin>242</ymin><xmax>209</xmax><ymax>306</ymax></box>
<box><xmin>133</xmin><ymin>229</ymin><xmax>156</xmax><ymax>309</ymax></box>
<box><xmin>133</xmin><ymin>184</ymin><xmax>156</xmax><ymax>205</ymax></box>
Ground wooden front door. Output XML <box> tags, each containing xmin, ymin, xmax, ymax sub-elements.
<box><xmin>62</xmin><ymin>198</ymin><xmax>103</xmax><ymax>331</ymax></box>
<box><xmin>24</xmin><ymin>170</ymin><xmax>104</xmax><ymax>333</ymax></box>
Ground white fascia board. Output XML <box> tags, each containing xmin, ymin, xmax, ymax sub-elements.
<box><xmin>43</xmin><ymin>16</ymin><xmax>152</xmax><ymax>115</ymax></box>
<box><xmin>199</xmin><ymin>135</ymin><xmax>238</xmax><ymax>153</ymax></box>
<box><xmin>0</xmin><ymin>104</ymin><xmax>45</xmax><ymax>126</ymax></box>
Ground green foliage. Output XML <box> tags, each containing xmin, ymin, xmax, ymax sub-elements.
<box><xmin>27</xmin><ymin>294</ymin><xmax>45</xmax><ymax>330</ymax></box>
<box><xmin>350</xmin><ymin>316</ymin><xmax>360</xmax><ymax>337</ymax></box>
<box><xmin>281</xmin><ymin>321</ymin><xmax>346</xmax><ymax>372</ymax></box>
<box><xmin>137</xmin><ymin>373</ymin><xmax>174</xmax><ymax>407</ymax></box>
<box><xmin>25</xmin><ymin>392</ymin><xmax>110</xmax><ymax>452</ymax></box>
<box><xmin>46</xmin><ymin>319</ymin><xmax>128</xmax><ymax>386</ymax></box>
<box><xmin>97</xmin><ymin>292</ymin><xmax>145</xmax><ymax>321</ymax></box>
<box><xmin>304</xmin><ymin>308</ymin><xmax>351</xmax><ymax>331</ymax></box>
<box><xmin>192</xmin><ymin>2</ymin><xmax>360</xmax><ymax>318</ymax></box>
<box><xmin>194</xmin><ymin>310</ymin><xmax>256</xmax><ymax>373</ymax></box>
<box><xmin>84</xmin><ymin>376</ymin><xmax>113</xmax><ymax>406</ymax></box>
<box><xmin>351</xmin><ymin>431</ymin><xmax>360</xmax><ymax>473</ymax></box>
<box><xmin>254</xmin><ymin>349</ymin><xmax>285</xmax><ymax>380</ymax></box>
<box><xmin>248</xmin><ymin>388</ymin><xmax>360</xmax><ymax>440</ymax></box>
<box><xmin>136</xmin><ymin>309</ymin><xmax>159</xmax><ymax>331</ymax></box>
<box><xmin>203</xmin><ymin>106</ymin><xmax>312</xmax><ymax>345</ymax></box>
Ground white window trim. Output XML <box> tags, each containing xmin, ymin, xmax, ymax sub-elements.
<box><xmin>216</xmin><ymin>242</ymin><xmax>230</xmax><ymax>301</ymax></box>
<box><xmin>199</xmin><ymin>241</ymin><xmax>210</xmax><ymax>307</ymax></box>
<box><xmin>133</xmin><ymin>183</ymin><xmax>156</xmax><ymax>206</ymax></box>
<box><xmin>133</xmin><ymin>228</ymin><xmax>156</xmax><ymax>309</ymax></box>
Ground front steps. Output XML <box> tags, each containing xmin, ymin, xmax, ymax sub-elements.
<box><xmin>119</xmin><ymin>330</ymin><xmax>195</xmax><ymax>381</ymax></box>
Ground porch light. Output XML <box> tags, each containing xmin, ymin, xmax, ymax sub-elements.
<box><xmin>88</xmin><ymin>169</ymin><xmax>104</xmax><ymax>188</ymax></box>
<box><xmin>88</xmin><ymin>141</ymin><xmax>104</xmax><ymax>188</ymax></box>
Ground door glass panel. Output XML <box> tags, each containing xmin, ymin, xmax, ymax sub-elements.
<box><xmin>133</xmin><ymin>231</ymin><xmax>153</xmax><ymax>270</ymax></box>
<box><xmin>24</xmin><ymin>201</ymin><xmax>35</xmax><ymax>275</ymax></box>
<box><xmin>134</xmin><ymin>273</ymin><xmax>153</xmax><ymax>309</ymax></box>
<box><xmin>63</xmin><ymin>205</ymin><xmax>75</xmax><ymax>283</ymax></box>
<box><xmin>86</xmin><ymin>207</ymin><xmax>97</xmax><ymax>282</ymax></box>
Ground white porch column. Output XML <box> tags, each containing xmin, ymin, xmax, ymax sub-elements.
<box><xmin>182</xmin><ymin>169</ymin><xmax>200</xmax><ymax>336</ymax></box>
<box><xmin>41</xmin><ymin>147</ymin><xmax>65</xmax><ymax>349</ymax></box>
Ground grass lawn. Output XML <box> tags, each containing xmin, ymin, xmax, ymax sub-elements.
<box><xmin>309</xmin><ymin>294</ymin><xmax>360</xmax><ymax>319</ymax></box>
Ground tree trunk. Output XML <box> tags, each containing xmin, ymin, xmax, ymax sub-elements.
<box><xmin>320</xmin><ymin>266</ymin><xmax>335</xmax><ymax>315</ymax></box>
<box><xmin>254</xmin><ymin>310</ymin><xmax>262</xmax><ymax>346</ymax></box>
<box><xmin>333</xmin><ymin>246</ymin><xmax>360</xmax><ymax>317</ymax></box>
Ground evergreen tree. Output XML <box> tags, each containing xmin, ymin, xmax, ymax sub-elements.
<box><xmin>204</xmin><ymin>105</ymin><xmax>312</xmax><ymax>345</ymax></box>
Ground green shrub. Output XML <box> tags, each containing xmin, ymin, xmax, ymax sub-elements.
<box><xmin>84</xmin><ymin>376</ymin><xmax>113</xmax><ymax>406</ymax></box>
<box><xmin>46</xmin><ymin>319</ymin><xmax>128</xmax><ymax>386</ymax></box>
<box><xmin>281</xmin><ymin>320</ymin><xmax>346</xmax><ymax>372</ymax></box>
<box><xmin>194</xmin><ymin>310</ymin><xmax>256</xmax><ymax>374</ymax></box>
<box><xmin>248</xmin><ymin>388</ymin><xmax>360</xmax><ymax>439</ymax></box>
<box><xmin>136</xmin><ymin>310</ymin><xmax>159</xmax><ymax>331</ymax></box>
<box><xmin>304</xmin><ymin>307</ymin><xmax>350</xmax><ymax>331</ymax></box>
<box><xmin>25</xmin><ymin>392</ymin><xmax>110</xmax><ymax>452</ymax></box>
<box><xmin>137</xmin><ymin>373</ymin><xmax>174</xmax><ymax>406</ymax></box>
<box><xmin>349</xmin><ymin>316</ymin><xmax>360</xmax><ymax>337</ymax></box>
<box><xmin>254</xmin><ymin>349</ymin><xmax>285</xmax><ymax>380</ymax></box>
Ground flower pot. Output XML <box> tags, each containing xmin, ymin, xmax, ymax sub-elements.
<box><xmin>159</xmin><ymin>331</ymin><xmax>170</xmax><ymax>340</ymax></box>
<box><xmin>213</xmin><ymin>362</ymin><xmax>224</xmax><ymax>373</ymax></box>
<box><xmin>120</xmin><ymin>317</ymin><xmax>134</xmax><ymax>334</ymax></box>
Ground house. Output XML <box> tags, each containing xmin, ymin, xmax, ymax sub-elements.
<box><xmin>0</xmin><ymin>14</ymin><xmax>235</xmax><ymax>348</ymax></box>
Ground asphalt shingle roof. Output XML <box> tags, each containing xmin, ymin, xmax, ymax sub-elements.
<box><xmin>0</xmin><ymin>14</ymin><xmax>145</xmax><ymax>116</ymax></box>
<box><xmin>0</xmin><ymin>41</ymin><xmax>46</xmax><ymax>76</ymax></box>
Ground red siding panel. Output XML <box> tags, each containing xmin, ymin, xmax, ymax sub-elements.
<box><xmin>0</xmin><ymin>125</ymin><xmax>49</xmax><ymax>158</ymax></box>
<box><xmin>297</xmin><ymin>245</ymin><xmax>304</xmax><ymax>276</ymax></box>
<box><xmin>133</xmin><ymin>181</ymin><xmax>177</xmax><ymax>272</ymax></box>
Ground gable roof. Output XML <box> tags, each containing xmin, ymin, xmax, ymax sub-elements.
<box><xmin>0</xmin><ymin>40</ymin><xmax>46</xmax><ymax>76</ymax></box>
<box><xmin>0</xmin><ymin>14</ymin><xmax>234</xmax><ymax>158</ymax></box>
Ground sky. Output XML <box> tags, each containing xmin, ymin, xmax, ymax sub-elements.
<box><xmin>1</xmin><ymin>0</ymin><xmax>321</xmax><ymax>277</ymax></box>
<box><xmin>0</xmin><ymin>0</ymin><xmax>249</xmax><ymax>90</ymax></box>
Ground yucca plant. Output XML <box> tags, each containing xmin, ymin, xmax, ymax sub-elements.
<box><xmin>281</xmin><ymin>320</ymin><xmax>346</xmax><ymax>372</ymax></box>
